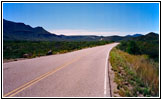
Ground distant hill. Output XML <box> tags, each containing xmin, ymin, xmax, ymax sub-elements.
<box><xmin>126</xmin><ymin>34</ymin><xmax>143</xmax><ymax>37</ymax></box>
<box><xmin>3</xmin><ymin>19</ymin><xmax>62</xmax><ymax>41</ymax></box>
<box><xmin>134</xmin><ymin>32</ymin><xmax>159</xmax><ymax>42</ymax></box>
<box><xmin>3</xmin><ymin>19</ymin><xmax>104</xmax><ymax>41</ymax></box>
<box><xmin>3</xmin><ymin>19</ymin><xmax>156</xmax><ymax>41</ymax></box>
<box><xmin>102</xmin><ymin>35</ymin><xmax>134</xmax><ymax>41</ymax></box>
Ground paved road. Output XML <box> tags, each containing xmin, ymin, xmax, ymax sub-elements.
<box><xmin>3</xmin><ymin>43</ymin><xmax>118</xmax><ymax>97</ymax></box>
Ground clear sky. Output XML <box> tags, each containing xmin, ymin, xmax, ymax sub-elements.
<box><xmin>3</xmin><ymin>3</ymin><xmax>159</xmax><ymax>36</ymax></box>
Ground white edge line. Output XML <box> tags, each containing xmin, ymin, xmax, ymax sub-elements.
<box><xmin>104</xmin><ymin>50</ymin><xmax>109</xmax><ymax>97</ymax></box>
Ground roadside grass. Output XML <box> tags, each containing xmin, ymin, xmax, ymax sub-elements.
<box><xmin>110</xmin><ymin>48</ymin><xmax>159</xmax><ymax>97</ymax></box>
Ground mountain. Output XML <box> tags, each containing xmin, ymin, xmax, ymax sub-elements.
<box><xmin>132</xmin><ymin>34</ymin><xmax>143</xmax><ymax>37</ymax></box>
<box><xmin>3</xmin><ymin>19</ymin><xmax>104</xmax><ymax>41</ymax></box>
<box><xmin>3</xmin><ymin>19</ymin><xmax>63</xmax><ymax>41</ymax></box>
<box><xmin>3</xmin><ymin>19</ymin><xmax>154</xmax><ymax>41</ymax></box>
<box><xmin>133</xmin><ymin>32</ymin><xmax>159</xmax><ymax>43</ymax></box>
<box><xmin>126</xmin><ymin>34</ymin><xmax>143</xmax><ymax>37</ymax></box>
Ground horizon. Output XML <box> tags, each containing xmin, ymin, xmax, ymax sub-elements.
<box><xmin>3</xmin><ymin>18</ymin><xmax>158</xmax><ymax>37</ymax></box>
<box><xmin>3</xmin><ymin>3</ymin><xmax>159</xmax><ymax>36</ymax></box>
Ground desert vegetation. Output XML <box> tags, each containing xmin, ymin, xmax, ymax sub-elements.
<box><xmin>110</xmin><ymin>33</ymin><xmax>159</xmax><ymax>97</ymax></box>
<box><xmin>3</xmin><ymin>40</ymin><xmax>112</xmax><ymax>59</ymax></box>
<box><xmin>110</xmin><ymin>48</ymin><xmax>158</xmax><ymax>97</ymax></box>
<box><xmin>117</xmin><ymin>32</ymin><xmax>159</xmax><ymax>61</ymax></box>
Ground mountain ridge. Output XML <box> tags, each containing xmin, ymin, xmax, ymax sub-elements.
<box><xmin>3</xmin><ymin>19</ymin><xmax>158</xmax><ymax>41</ymax></box>
<box><xmin>126</xmin><ymin>34</ymin><xmax>143</xmax><ymax>37</ymax></box>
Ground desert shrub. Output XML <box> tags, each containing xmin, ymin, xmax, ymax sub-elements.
<box><xmin>3</xmin><ymin>40</ymin><xmax>112</xmax><ymax>59</ymax></box>
<box><xmin>110</xmin><ymin>48</ymin><xmax>159</xmax><ymax>97</ymax></box>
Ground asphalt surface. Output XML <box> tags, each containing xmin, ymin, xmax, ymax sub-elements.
<box><xmin>3</xmin><ymin>43</ymin><xmax>118</xmax><ymax>97</ymax></box>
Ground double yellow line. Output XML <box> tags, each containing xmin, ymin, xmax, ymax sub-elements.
<box><xmin>4</xmin><ymin>55</ymin><xmax>84</xmax><ymax>97</ymax></box>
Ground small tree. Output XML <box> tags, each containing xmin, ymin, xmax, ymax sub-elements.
<box><xmin>126</xmin><ymin>41</ymin><xmax>140</xmax><ymax>55</ymax></box>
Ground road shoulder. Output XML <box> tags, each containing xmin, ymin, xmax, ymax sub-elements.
<box><xmin>108</xmin><ymin>61</ymin><xmax>120</xmax><ymax>97</ymax></box>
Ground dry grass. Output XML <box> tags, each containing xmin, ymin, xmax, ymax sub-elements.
<box><xmin>110</xmin><ymin>48</ymin><xmax>159</xmax><ymax>97</ymax></box>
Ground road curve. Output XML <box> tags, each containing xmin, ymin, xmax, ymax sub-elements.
<box><xmin>3</xmin><ymin>43</ymin><xmax>118</xmax><ymax>97</ymax></box>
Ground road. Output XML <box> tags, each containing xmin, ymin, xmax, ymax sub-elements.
<box><xmin>3</xmin><ymin>43</ymin><xmax>118</xmax><ymax>97</ymax></box>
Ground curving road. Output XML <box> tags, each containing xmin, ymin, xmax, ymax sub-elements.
<box><xmin>3</xmin><ymin>43</ymin><xmax>118</xmax><ymax>97</ymax></box>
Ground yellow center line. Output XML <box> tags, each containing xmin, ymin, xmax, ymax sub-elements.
<box><xmin>4</xmin><ymin>54</ymin><xmax>86</xmax><ymax>97</ymax></box>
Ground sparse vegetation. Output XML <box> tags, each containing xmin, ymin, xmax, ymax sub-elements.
<box><xmin>3</xmin><ymin>40</ymin><xmax>112</xmax><ymax>59</ymax></box>
<box><xmin>110</xmin><ymin>48</ymin><xmax>159</xmax><ymax>97</ymax></box>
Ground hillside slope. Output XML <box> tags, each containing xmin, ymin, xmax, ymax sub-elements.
<box><xmin>3</xmin><ymin>19</ymin><xmax>62</xmax><ymax>41</ymax></box>
<box><xmin>3</xmin><ymin>19</ymin><xmax>141</xmax><ymax>41</ymax></box>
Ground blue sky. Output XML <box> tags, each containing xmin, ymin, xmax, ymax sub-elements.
<box><xmin>3</xmin><ymin>3</ymin><xmax>159</xmax><ymax>36</ymax></box>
